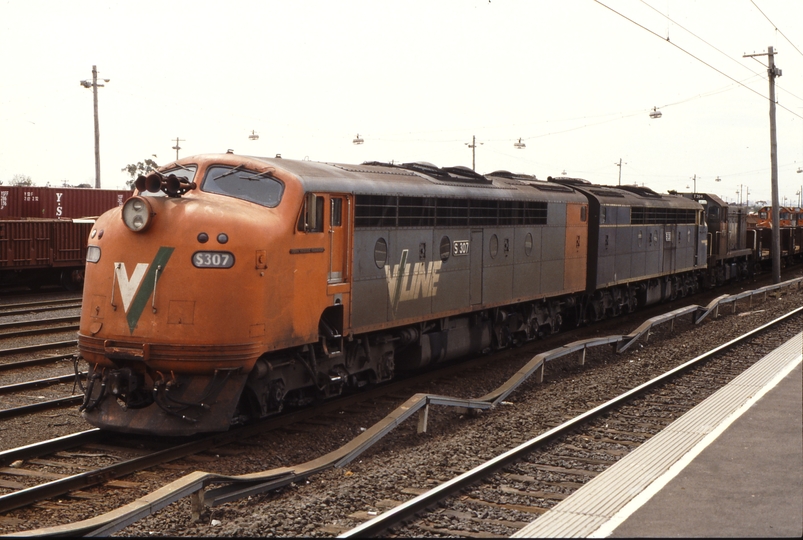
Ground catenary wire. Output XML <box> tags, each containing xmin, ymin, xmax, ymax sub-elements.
<box><xmin>593</xmin><ymin>0</ymin><xmax>803</xmax><ymax>120</ymax></box>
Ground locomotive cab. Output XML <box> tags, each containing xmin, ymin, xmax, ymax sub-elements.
<box><xmin>78</xmin><ymin>155</ymin><xmax>307</xmax><ymax>435</ymax></box>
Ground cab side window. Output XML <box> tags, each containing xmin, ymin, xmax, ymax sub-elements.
<box><xmin>331</xmin><ymin>197</ymin><xmax>343</xmax><ymax>227</ymax></box>
<box><xmin>297</xmin><ymin>193</ymin><xmax>325</xmax><ymax>232</ymax></box>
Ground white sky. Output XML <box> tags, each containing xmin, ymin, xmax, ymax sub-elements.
<box><xmin>1</xmin><ymin>0</ymin><xmax>802</xmax><ymax>205</ymax></box>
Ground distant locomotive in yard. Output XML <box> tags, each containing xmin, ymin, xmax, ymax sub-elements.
<box><xmin>75</xmin><ymin>153</ymin><xmax>799</xmax><ymax>435</ymax></box>
<box><xmin>745</xmin><ymin>204</ymin><xmax>802</xmax><ymax>267</ymax></box>
<box><xmin>0</xmin><ymin>186</ymin><xmax>132</xmax><ymax>289</ymax></box>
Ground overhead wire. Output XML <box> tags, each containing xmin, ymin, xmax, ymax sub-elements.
<box><xmin>750</xmin><ymin>0</ymin><xmax>803</xmax><ymax>59</ymax></box>
<box><xmin>593</xmin><ymin>0</ymin><xmax>803</xmax><ymax>120</ymax></box>
<box><xmin>639</xmin><ymin>0</ymin><xmax>803</xmax><ymax>104</ymax></box>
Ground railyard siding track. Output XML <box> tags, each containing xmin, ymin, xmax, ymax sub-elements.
<box><xmin>3</xmin><ymin>277</ymin><xmax>800</xmax><ymax>537</ymax></box>
<box><xmin>0</xmin><ymin>355</ymin><xmax>77</xmax><ymax>372</ymax></box>
<box><xmin>0</xmin><ymin>341</ymin><xmax>77</xmax><ymax>358</ymax></box>
<box><xmin>0</xmin><ymin>297</ymin><xmax>81</xmax><ymax>313</ymax></box>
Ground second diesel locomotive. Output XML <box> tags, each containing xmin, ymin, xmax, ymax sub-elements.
<box><xmin>78</xmin><ymin>153</ymin><xmax>722</xmax><ymax>435</ymax></box>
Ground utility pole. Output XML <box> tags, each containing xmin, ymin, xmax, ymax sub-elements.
<box><xmin>172</xmin><ymin>137</ymin><xmax>185</xmax><ymax>160</ymax></box>
<box><xmin>465</xmin><ymin>136</ymin><xmax>482</xmax><ymax>171</ymax></box>
<box><xmin>80</xmin><ymin>66</ymin><xmax>109</xmax><ymax>188</ymax></box>
<box><xmin>691</xmin><ymin>174</ymin><xmax>697</xmax><ymax>194</ymax></box>
<box><xmin>745</xmin><ymin>46</ymin><xmax>782</xmax><ymax>283</ymax></box>
<box><xmin>614</xmin><ymin>159</ymin><xmax>626</xmax><ymax>185</ymax></box>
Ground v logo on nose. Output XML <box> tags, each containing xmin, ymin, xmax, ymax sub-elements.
<box><xmin>115</xmin><ymin>263</ymin><xmax>149</xmax><ymax>313</ymax></box>
<box><xmin>114</xmin><ymin>246</ymin><xmax>175</xmax><ymax>333</ymax></box>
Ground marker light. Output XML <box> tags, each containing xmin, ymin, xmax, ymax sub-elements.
<box><xmin>86</xmin><ymin>245</ymin><xmax>101</xmax><ymax>263</ymax></box>
<box><xmin>121</xmin><ymin>196</ymin><xmax>155</xmax><ymax>232</ymax></box>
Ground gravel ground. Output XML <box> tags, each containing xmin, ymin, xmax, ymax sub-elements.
<box><xmin>1</xmin><ymin>280</ymin><xmax>800</xmax><ymax>536</ymax></box>
<box><xmin>0</xmin><ymin>300</ymin><xmax>84</xmax><ymax>452</ymax></box>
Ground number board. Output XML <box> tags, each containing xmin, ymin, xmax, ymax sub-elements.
<box><xmin>452</xmin><ymin>240</ymin><xmax>470</xmax><ymax>256</ymax></box>
<box><xmin>193</xmin><ymin>251</ymin><xmax>235</xmax><ymax>268</ymax></box>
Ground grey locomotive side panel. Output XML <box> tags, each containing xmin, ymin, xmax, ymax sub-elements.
<box><xmin>645</xmin><ymin>227</ymin><xmax>663</xmax><ymax>276</ymax></box>
<box><xmin>431</xmin><ymin>228</ymin><xmax>471</xmax><ymax>313</ymax></box>
<box><xmin>548</xmin><ymin>203</ymin><xmax>567</xmax><ymax>227</ymax></box>
<box><xmin>352</xmin><ymin>229</ymin><xmax>390</xmax><ymax>327</ymax></box>
<box><xmin>352</xmin><ymin>229</ymin><xmax>390</xmax><ymax>281</ymax></box>
<box><xmin>469</xmin><ymin>230</ymin><xmax>483</xmax><ymax>305</ymax></box>
<box><xmin>541</xmin><ymin>259</ymin><xmax>565</xmax><ymax>294</ymax></box>
<box><xmin>484</xmin><ymin>227</ymin><xmax>514</xmax><ymax>268</ymax></box>
<box><xmin>541</xmin><ymin>207</ymin><xmax>567</xmax><ymax>294</ymax></box>
<box><xmin>513</xmin><ymin>227</ymin><xmax>542</xmax><ymax>298</ymax></box>
<box><xmin>629</xmin><ymin>226</ymin><xmax>647</xmax><ymax>279</ymax></box>
<box><xmin>386</xmin><ymin>229</ymin><xmax>436</xmax><ymax>322</ymax></box>
<box><xmin>513</xmin><ymin>227</ymin><xmax>542</xmax><ymax>264</ymax></box>
<box><xmin>662</xmin><ymin>224</ymin><xmax>676</xmax><ymax>274</ymax></box>
<box><xmin>483</xmin><ymin>264</ymin><xmax>514</xmax><ymax>305</ymax></box>
<box><xmin>513</xmin><ymin>261</ymin><xmax>541</xmax><ymax>298</ymax></box>
<box><xmin>482</xmin><ymin>227</ymin><xmax>514</xmax><ymax>304</ymax></box>
<box><xmin>678</xmin><ymin>225</ymin><xmax>695</xmax><ymax>269</ymax></box>
<box><xmin>614</xmin><ymin>227</ymin><xmax>633</xmax><ymax>282</ymax></box>
<box><xmin>596</xmin><ymin>225</ymin><xmax>615</xmax><ymax>286</ymax></box>
<box><xmin>352</xmin><ymin>279</ymin><xmax>390</xmax><ymax>328</ymax></box>
<box><xmin>630</xmin><ymin>225</ymin><xmax>647</xmax><ymax>278</ymax></box>
<box><xmin>616</xmin><ymin>206</ymin><xmax>631</xmax><ymax>226</ymax></box>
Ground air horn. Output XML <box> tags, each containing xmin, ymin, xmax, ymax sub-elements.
<box><xmin>134</xmin><ymin>172</ymin><xmax>196</xmax><ymax>197</ymax></box>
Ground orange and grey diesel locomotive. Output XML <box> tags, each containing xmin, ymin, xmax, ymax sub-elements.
<box><xmin>77</xmin><ymin>153</ymin><xmax>708</xmax><ymax>435</ymax></box>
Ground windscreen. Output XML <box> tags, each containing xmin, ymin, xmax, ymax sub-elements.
<box><xmin>201</xmin><ymin>165</ymin><xmax>284</xmax><ymax>207</ymax></box>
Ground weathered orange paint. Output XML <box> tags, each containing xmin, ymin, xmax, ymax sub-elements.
<box><xmin>79</xmin><ymin>154</ymin><xmax>344</xmax><ymax>376</ymax></box>
<box><xmin>564</xmin><ymin>202</ymin><xmax>588</xmax><ymax>291</ymax></box>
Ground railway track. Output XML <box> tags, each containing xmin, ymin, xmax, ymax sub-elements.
<box><xmin>0</xmin><ymin>298</ymin><xmax>82</xmax><ymax>317</ymax></box>
<box><xmin>0</xmin><ymin>373</ymin><xmax>85</xmax><ymax>421</ymax></box>
<box><xmin>0</xmin><ymin>341</ymin><xmax>78</xmax><ymax>358</ymax></box>
<box><xmin>0</xmin><ymin>317</ymin><xmax>80</xmax><ymax>340</ymax></box>
<box><xmin>0</xmin><ymin>353</ymin><xmax>513</xmax><ymax>518</ymax></box>
<box><xmin>0</xmin><ymin>276</ymin><xmax>800</xmax><ymax>534</ymax></box>
<box><xmin>342</xmin><ymin>308</ymin><xmax>802</xmax><ymax>537</ymax></box>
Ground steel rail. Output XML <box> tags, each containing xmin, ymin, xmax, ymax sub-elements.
<box><xmin>0</xmin><ymin>341</ymin><xmax>77</xmax><ymax>357</ymax></box>
<box><xmin>0</xmin><ymin>429</ymin><xmax>103</xmax><ymax>467</ymax></box>
<box><xmin>0</xmin><ymin>428</ymin><xmax>248</xmax><ymax>514</ymax></box>
<box><xmin>0</xmin><ymin>354</ymin><xmax>76</xmax><ymax>372</ymax></box>
<box><xmin>0</xmin><ymin>298</ymin><xmax>81</xmax><ymax>313</ymax></box>
<box><xmin>339</xmin><ymin>305</ymin><xmax>803</xmax><ymax>537</ymax></box>
<box><xmin>0</xmin><ymin>325</ymin><xmax>80</xmax><ymax>340</ymax></box>
<box><xmin>0</xmin><ymin>395</ymin><xmax>83</xmax><ymax>420</ymax></box>
<box><xmin>0</xmin><ymin>304</ymin><xmax>82</xmax><ymax>317</ymax></box>
<box><xmin>0</xmin><ymin>316</ymin><xmax>80</xmax><ymax>331</ymax></box>
<box><xmin>0</xmin><ymin>373</ymin><xmax>84</xmax><ymax>394</ymax></box>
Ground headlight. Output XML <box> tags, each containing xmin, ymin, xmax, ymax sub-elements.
<box><xmin>86</xmin><ymin>245</ymin><xmax>101</xmax><ymax>263</ymax></box>
<box><xmin>121</xmin><ymin>197</ymin><xmax>154</xmax><ymax>232</ymax></box>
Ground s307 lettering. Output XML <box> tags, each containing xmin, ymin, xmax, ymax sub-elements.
<box><xmin>452</xmin><ymin>240</ymin><xmax>470</xmax><ymax>256</ymax></box>
<box><xmin>192</xmin><ymin>251</ymin><xmax>235</xmax><ymax>268</ymax></box>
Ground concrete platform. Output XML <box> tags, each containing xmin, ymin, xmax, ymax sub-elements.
<box><xmin>514</xmin><ymin>331</ymin><xmax>802</xmax><ymax>538</ymax></box>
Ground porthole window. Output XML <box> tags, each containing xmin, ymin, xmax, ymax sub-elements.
<box><xmin>374</xmin><ymin>238</ymin><xmax>388</xmax><ymax>268</ymax></box>
<box><xmin>439</xmin><ymin>236</ymin><xmax>451</xmax><ymax>261</ymax></box>
<box><xmin>489</xmin><ymin>234</ymin><xmax>499</xmax><ymax>259</ymax></box>
<box><xmin>524</xmin><ymin>233</ymin><xmax>533</xmax><ymax>256</ymax></box>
